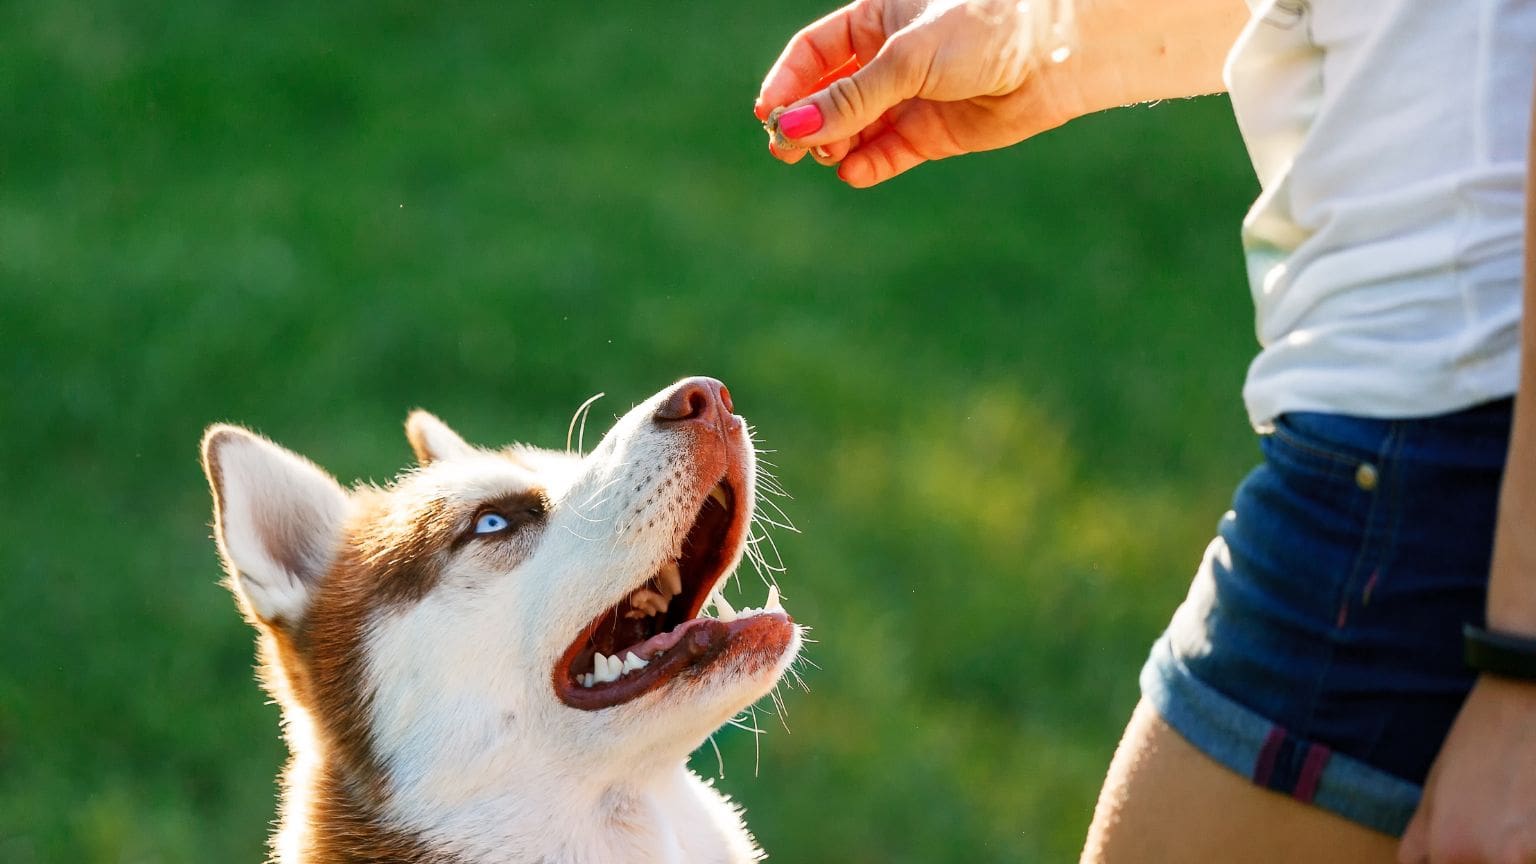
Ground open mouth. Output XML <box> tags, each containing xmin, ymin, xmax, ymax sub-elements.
<box><xmin>553</xmin><ymin>479</ymin><xmax>790</xmax><ymax>711</ymax></box>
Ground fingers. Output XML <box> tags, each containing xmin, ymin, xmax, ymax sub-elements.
<box><xmin>770</xmin><ymin>36</ymin><xmax>924</xmax><ymax>150</ymax></box>
<box><xmin>756</xmin><ymin>3</ymin><xmax>874</xmax><ymax>121</ymax></box>
<box><xmin>757</xmin><ymin>0</ymin><xmax>926</xmax><ymax>152</ymax></box>
<box><xmin>770</xmin><ymin>139</ymin><xmax>847</xmax><ymax>169</ymax></box>
<box><xmin>836</xmin><ymin>103</ymin><xmax>949</xmax><ymax>187</ymax></box>
<box><xmin>768</xmin><ymin>141</ymin><xmax>810</xmax><ymax>165</ymax></box>
<box><xmin>811</xmin><ymin>138</ymin><xmax>853</xmax><ymax>166</ymax></box>
<box><xmin>773</xmin><ymin>106</ymin><xmax>936</xmax><ymax>186</ymax></box>
<box><xmin>837</xmin><ymin>136</ymin><xmax>926</xmax><ymax>187</ymax></box>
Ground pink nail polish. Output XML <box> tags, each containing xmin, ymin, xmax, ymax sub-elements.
<box><xmin>776</xmin><ymin>104</ymin><xmax>823</xmax><ymax>139</ymax></box>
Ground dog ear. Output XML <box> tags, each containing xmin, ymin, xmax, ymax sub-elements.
<box><xmin>405</xmin><ymin>410</ymin><xmax>477</xmax><ymax>464</ymax></box>
<box><xmin>200</xmin><ymin>425</ymin><xmax>348</xmax><ymax>628</ymax></box>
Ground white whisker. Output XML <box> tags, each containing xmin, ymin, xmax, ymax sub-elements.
<box><xmin>743</xmin><ymin>537</ymin><xmax>787</xmax><ymax>575</ymax></box>
<box><xmin>755</xmin><ymin>479</ymin><xmax>791</xmax><ymax>500</ymax></box>
<box><xmin>566</xmin><ymin>392</ymin><xmax>605</xmax><ymax>454</ymax></box>
<box><xmin>576</xmin><ymin>393</ymin><xmax>604</xmax><ymax>454</ymax></box>
<box><xmin>562</xmin><ymin>504</ymin><xmax>612</xmax><ymax>525</ymax></box>
<box><xmin>706</xmin><ymin>732</ymin><xmax>726</xmax><ymax>780</ymax></box>
<box><xmin>558</xmin><ymin>525</ymin><xmax>604</xmax><ymax>542</ymax></box>
<box><xmin>751</xmin><ymin>510</ymin><xmax>799</xmax><ymax>534</ymax></box>
<box><xmin>769</xmin><ymin>688</ymin><xmax>790</xmax><ymax>733</ymax></box>
<box><xmin>578</xmin><ymin>475</ymin><xmax>624</xmax><ymax>509</ymax></box>
<box><xmin>749</xmin><ymin>703</ymin><xmax>763</xmax><ymax>776</ymax></box>
<box><xmin>747</xmin><ymin>524</ymin><xmax>789</xmax><ymax>574</ymax></box>
<box><xmin>726</xmin><ymin>714</ymin><xmax>765</xmax><ymax>735</ymax></box>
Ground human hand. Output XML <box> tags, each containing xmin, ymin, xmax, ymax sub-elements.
<box><xmin>754</xmin><ymin>0</ymin><xmax>1081</xmax><ymax>187</ymax></box>
<box><xmin>1398</xmin><ymin>675</ymin><xmax>1536</xmax><ymax>863</ymax></box>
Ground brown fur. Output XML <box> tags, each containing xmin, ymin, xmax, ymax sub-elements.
<box><xmin>242</xmin><ymin>486</ymin><xmax>468</xmax><ymax>862</ymax></box>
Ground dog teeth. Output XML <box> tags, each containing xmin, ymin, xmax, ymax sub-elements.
<box><xmin>591</xmin><ymin>653</ymin><xmax>622</xmax><ymax>684</ymax></box>
<box><xmin>711</xmin><ymin>592</ymin><xmax>737</xmax><ymax>623</ymax></box>
<box><xmin>629</xmin><ymin>588</ymin><xmax>668</xmax><ymax>617</ymax></box>
<box><xmin>658</xmin><ymin>561</ymin><xmax>682</xmax><ymax>598</ymax></box>
<box><xmin>578</xmin><ymin>651</ymin><xmax>649</xmax><ymax>689</ymax></box>
<box><xmin>704</xmin><ymin>584</ymin><xmax>787</xmax><ymax>624</ymax></box>
<box><xmin>708</xmin><ymin>485</ymin><xmax>728</xmax><ymax>508</ymax></box>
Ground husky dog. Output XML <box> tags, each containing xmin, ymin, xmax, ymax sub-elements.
<box><xmin>200</xmin><ymin>377</ymin><xmax>802</xmax><ymax>863</ymax></box>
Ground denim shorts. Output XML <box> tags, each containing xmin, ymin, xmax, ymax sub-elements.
<box><xmin>1142</xmin><ymin>398</ymin><xmax>1513</xmax><ymax>836</ymax></box>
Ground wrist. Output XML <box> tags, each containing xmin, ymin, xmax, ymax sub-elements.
<box><xmin>1473</xmin><ymin>671</ymin><xmax>1536</xmax><ymax>704</ymax></box>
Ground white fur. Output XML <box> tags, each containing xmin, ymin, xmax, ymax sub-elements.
<box><xmin>365</xmin><ymin>390</ymin><xmax>797</xmax><ymax>863</ymax></box>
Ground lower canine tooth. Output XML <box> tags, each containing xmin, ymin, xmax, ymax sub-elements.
<box><xmin>766</xmin><ymin>584</ymin><xmax>781</xmax><ymax>611</ymax></box>
<box><xmin>714</xmin><ymin>593</ymin><xmax>737</xmax><ymax>623</ymax></box>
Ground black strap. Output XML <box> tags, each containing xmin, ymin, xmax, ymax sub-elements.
<box><xmin>1463</xmin><ymin>623</ymin><xmax>1536</xmax><ymax>681</ymax></box>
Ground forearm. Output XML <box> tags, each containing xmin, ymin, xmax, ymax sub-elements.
<box><xmin>1486</xmin><ymin>96</ymin><xmax>1536</xmax><ymax>635</ymax></box>
<box><xmin>1044</xmin><ymin>0</ymin><xmax>1250</xmax><ymax>117</ymax></box>
<box><xmin>1489</xmin><ymin>411</ymin><xmax>1536</xmax><ymax>633</ymax></box>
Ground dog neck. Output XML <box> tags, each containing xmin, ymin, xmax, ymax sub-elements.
<box><xmin>272</xmin><ymin>708</ymin><xmax>761</xmax><ymax>864</ymax></box>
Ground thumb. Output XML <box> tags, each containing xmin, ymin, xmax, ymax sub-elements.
<box><xmin>773</xmin><ymin>38</ymin><xmax>923</xmax><ymax>147</ymax></box>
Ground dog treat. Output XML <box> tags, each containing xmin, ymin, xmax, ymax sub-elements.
<box><xmin>764</xmin><ymin>106</ymin><xmax>799</xmax><ymax>150</ymax></box>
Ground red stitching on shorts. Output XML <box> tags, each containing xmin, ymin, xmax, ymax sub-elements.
<box><xmin>1293</xmin><ymin>743</ymin><xmax>1332</xmax><ymax>804</ymax></box>
<box><xmin>1253</xmin><ymin>726</ymin><xmax>1286</xmax><ymax>787</ymax></box>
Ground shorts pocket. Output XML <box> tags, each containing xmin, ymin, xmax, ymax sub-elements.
<box><xmin>1262</xmin><ymin>413</ymin><xmax>1373</xmax><ymax>483</ymax></box>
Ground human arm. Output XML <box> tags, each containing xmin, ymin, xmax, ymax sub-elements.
<box><xmin>1396</xmin><ymin>80</ymin><xmax>1536</xmax><ymax>864</ymax></box>
<box><xmin>754</xmin><ymin>0</ymin><xmax>1250</xmax><ymax>187</ymax></box>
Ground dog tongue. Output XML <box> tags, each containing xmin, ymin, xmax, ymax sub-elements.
<box><xmin>563</xmin><ymin>617</ymin><xmax>733</xmax><ymax>710</ymax></box>
<box><xmin>631</xmin><ymin>617</ymin><xmax>714</xmax><ymax>661</ymax></box>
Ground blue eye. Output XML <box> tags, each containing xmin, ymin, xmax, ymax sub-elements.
<box><xmin>474</xmin><ymin>512</ymin><xmax>510</xmax><ymax>534</ymax></box>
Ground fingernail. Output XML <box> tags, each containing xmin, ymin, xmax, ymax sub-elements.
<box><xmin>776</xmin><ymin>104</ymin><xmax>823</xmax><ymax>139</ymax></box>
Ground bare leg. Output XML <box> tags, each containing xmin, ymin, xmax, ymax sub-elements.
<box><xmin>1082</xmin><ymin>699</ymin><xmax>1401</xmax><ymax>864</ymax></box>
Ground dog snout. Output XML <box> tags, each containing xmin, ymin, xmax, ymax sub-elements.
<box><xmin>654</xmin><ymin>377</ymin><xmax>737</xmax><ymax>430</ymax></box>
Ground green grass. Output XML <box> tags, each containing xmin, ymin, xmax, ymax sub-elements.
<box><xmin>0</xmin><ymin>1</ymin><xmax>1261</xmax><ymax>860</ymax></box>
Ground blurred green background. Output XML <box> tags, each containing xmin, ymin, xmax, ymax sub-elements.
<box><xmin>0</xmin><ymin>0</ymin><xmax>1262</xmax><ymax>861</ymax></box>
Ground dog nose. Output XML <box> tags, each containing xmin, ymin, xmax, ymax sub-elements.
<box><xmin>654</xmin><ymin>377</ymin><xmax>735</xmax><ymax>427</ymax></box>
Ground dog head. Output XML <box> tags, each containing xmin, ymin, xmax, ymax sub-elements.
<box><xmin>201</xmin><ymin>377</ymin><xmax>800</xmax><ymax>820</ymax></box>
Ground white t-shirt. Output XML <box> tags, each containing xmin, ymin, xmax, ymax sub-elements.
<box><xmin>1226</xmin><ymin>0</ymin><xmax>1534</xmax><ymax>428</ymax></box>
